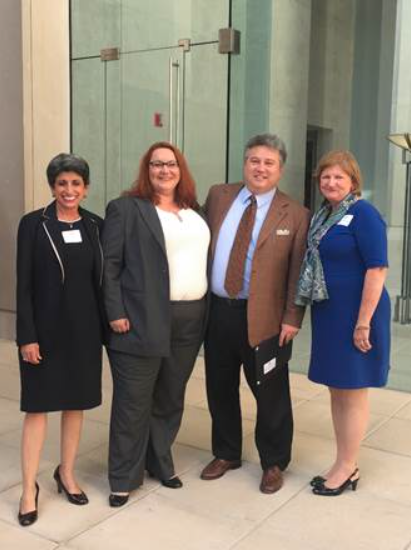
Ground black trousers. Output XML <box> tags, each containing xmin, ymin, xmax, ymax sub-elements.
<box><xmin>108</xmin><ymin>298</ymin><xmax>205</xmax><ymax>492</ymax></box>
<box><xmin>204</xmin><ymin>295</ymin><xmax>293</xmax><ymax>471</ymax></box>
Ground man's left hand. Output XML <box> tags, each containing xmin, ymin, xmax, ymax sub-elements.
<box><xmin>279</xmin><ymin>324</ymin><xmax>299</xmax><ymax>347</ymax></box>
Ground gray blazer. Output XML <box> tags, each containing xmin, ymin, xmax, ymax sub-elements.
<box><xmin>102</xmin><ymin>196</ymin><xmax>172</xmax><ymax>357</ymax></box>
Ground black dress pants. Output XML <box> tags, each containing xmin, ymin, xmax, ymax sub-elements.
<box><xmin>204</xmin><ymin>295</ymin><xmax>293</xmax><ymax>471</ymax></box>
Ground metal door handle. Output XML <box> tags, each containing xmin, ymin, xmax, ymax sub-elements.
<box><xmin>168</xmin><ymin>57</ymin><xmax>174</xmax><ymax>143</ymax></box>
<box><xmin>175</xmin><ymin>60</ymin><xmax>180</xmax><ymax>146</ymax></box>
<box><xmin>168</xmin><ymin>57</ymin><xmax>180</xmax><ymax>144</ymax></box>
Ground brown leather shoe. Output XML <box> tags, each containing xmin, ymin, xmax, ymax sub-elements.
<box><xmin>200</xmin><ymin>458</ymin><xmax>242</xmax><ymax>480</ymax></box>
<box><xmin>260</xmin><ymin>466</ymin><xmax>283</xmax><ymax>494</ymax></box>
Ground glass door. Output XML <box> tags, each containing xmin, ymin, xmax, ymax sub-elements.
<box><xmin>119</xmin><ymin>46</ymin><xmax>186</xmax><ymax>195</ymax></box>
<box><xmin>70</xmin><ymin>0</ymin><xmax>231</xmax><ymax>214</ymax></box>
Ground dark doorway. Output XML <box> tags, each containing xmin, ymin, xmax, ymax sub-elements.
<box><xmin>304</xmin><ymin>128</ymin><xmax>318</xmax><ymax>210</ymax></box>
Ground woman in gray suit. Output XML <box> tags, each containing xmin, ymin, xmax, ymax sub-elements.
<box><xmin>102</xmin><ymin>142</ymin><xmax>210</xmax><ymax>506</ymax></box>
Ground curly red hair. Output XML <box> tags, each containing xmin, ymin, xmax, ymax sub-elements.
<box><xmin>125</xmin><ymin>142</ymin><xmax>199</xmax><ymax>209</ymax></box>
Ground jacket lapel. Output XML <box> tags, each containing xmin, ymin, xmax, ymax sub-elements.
<box><xmin>256</xmin><ymin>189</ymin><xmax>289</xmax><ymax>250</ymax></box>
<box><xmin>41</xmin><ymin>202</ymin><xmax>69</xmax><ymax>281</ymax></box>
<box><xmin>133</xmin><ymin>198</ymin><xmax>167</xmax><ymax>256</ymax></box>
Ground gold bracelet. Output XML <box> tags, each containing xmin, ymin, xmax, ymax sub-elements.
<box><xmin>355</xmin><ymin>325</ymin><xmax>370</xmax><ymax>331</ymax></box>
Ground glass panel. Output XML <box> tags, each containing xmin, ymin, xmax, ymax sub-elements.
<box><xmin>71</xmin><ymin>0</ymin><xmax>231</xmax><ymax>210</ymax></box>
<box><xmin>121</xmin><ymin>0</ymin><xmax>229</xmax><ymax>52</ymax></box>
<box><xmin>71</xmin><ymin>58</ymin><xmax>107</xmax><ymax>216</ymax></box>
<box><xmin>119</xmin><ymin>47</ymin><xmax>183</xmax><ymax>192</ymax></box>
<box><xmin>71</xmin><ymin>0</ymin><xmax>121</xmax><ymax>59</ymax></box>
<box><xmin>119</xmin><ymin>43</ymin><xmax>228</xmax><ymax>202</ymax></box>
<box><xmin>183</xmin><ymin>43</ymin><xmax>228</xmax><ymax>202</ymax></box>
<box><xmin>106</xmin><ymin>61</ymin><xmax>122</xmax><ymax>203</ymax></box>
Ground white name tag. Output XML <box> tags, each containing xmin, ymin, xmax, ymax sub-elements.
<box><xmin>263</xmin><ymin>357</ymin><xmax>277</xmax><ymax>375</ymax></box>
<box><xmin>276</xmin><ymin>229</ymin><xmax>290</xmax><ymax>236</ymax></box>
<box><xmin>338</xmin><ymin>215</ymin><xmax>353</xmax><ymax>227</ymax></box>
<box><xmin>62</xmin><ymin>229</ymin><xmax>82</xmax><ymax>243</ymax></box>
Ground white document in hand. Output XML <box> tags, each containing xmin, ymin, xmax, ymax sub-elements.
<box><xmin>263</xmin><ymin>357</ymin><xmax>277</xmax><ymax>375</ymax></box>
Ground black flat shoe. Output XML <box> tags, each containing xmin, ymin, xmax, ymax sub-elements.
<box><xmin>310</xmin><ymin>475</ymin><xmax>326</xmax><ymax>487</ymax></box>
<box><xmin>109</xmin><ymin>493</ymin><xmax>129</xmax><ymax>507</ymax></box>
<box><xmin>18</xmin><ymin>482</ymin><xmax>39</xmax><ymax>527</ymax></box>
<box><xmin>54</xmin><ymin>466</ymin><xmax>89</xmax><ymax>505</ymax></box>
<box><xmin>312</xmin><ymin>469</ymin><xmax>360</xmax><ymax>496</ymax></box>
<box><xmin>161</xmin><ymin>476</ymin><xmax>183</xmax><ymax>489</ymax></box>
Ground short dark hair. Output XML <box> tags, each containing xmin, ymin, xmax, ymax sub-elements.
<box><xmin>46</xmin><ymin>153</ymin><xmax>90</xmax><ymax>187</ymax></box>
<box><xmin>244</xmin><ymin>133</ymin><xmax>287</xmax><ymax>166</ymax></box>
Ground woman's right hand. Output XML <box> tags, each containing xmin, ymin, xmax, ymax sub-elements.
<box><xmin>353</xmin><ymin>326</ymin><xmax>372</xmax><ymax>353</ymax></box>
<box><xmin>20</xmin><ymin>343</ymin><xmax>42</xmax><ymax>365</ymax></box>
<box><xmin>110</xmin><ymin>318</ymin><xmax>131</xmax><ymax>333</ymax></box>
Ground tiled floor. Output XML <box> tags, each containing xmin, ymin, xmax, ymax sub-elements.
<box><xmin>1</xmin><ymin>329</ymin><xmax>411</xmax><ymax>550</ymax></box>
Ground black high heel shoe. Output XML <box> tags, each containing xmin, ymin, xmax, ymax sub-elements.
<box><xmin>312</xmin><ymin>469</ymin><xmax>360</xmax><ymax>496</ymax></box>
<box><xmin>53</xmin><ymin>466</ymin><xmax>89</xmax><ymax>505</ymax></box>
<box><xmin>18</xmin><ymin>482</ymin><xmax>40</xmax><ymax>527</ymax></box>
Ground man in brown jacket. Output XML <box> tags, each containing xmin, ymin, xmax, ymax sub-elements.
<box><xmin>201</xmin><ymin>133</ymin><xmax>310</xmax><ymax>493</ymax></box>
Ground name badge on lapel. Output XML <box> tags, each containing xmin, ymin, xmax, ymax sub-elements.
<box><xmin>276</xmin><ymin>229</ymin><xmax>290</xmax><ymax>236</ymax></box>
<box><xmin>62</xmin><ymin>229</ymin><xmax>82</xmax><ymax>244</ymax></box>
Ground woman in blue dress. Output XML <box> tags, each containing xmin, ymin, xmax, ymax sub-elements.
<box><xmin>296</xmin><ymin>150</ymin><xmax>390</xmax><ymax>496</ymax></box>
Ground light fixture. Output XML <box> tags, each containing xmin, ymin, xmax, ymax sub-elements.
<box><xmin>387</xmin><ymin>133</ymin><xmax>411</xmax><ymax>151</ymax></box>
<box><xmin>387</xmin><ymin>133</ymin><xmax>411</xmax><ymax>323</ymax></box>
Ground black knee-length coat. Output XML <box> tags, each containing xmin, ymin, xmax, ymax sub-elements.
<box><xmin>16</xmin><ymin>201</ymin><xmax>107</xmax><ymax>412</ymax></box>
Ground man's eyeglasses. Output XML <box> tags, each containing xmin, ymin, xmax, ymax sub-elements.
<box><xmin>149</xmin><ymin>160</ymin><xmax>179</xmax><ymax>170</ymax></box>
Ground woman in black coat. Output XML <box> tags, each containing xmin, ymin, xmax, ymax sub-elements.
<box><xmin>16</xmin><ymin>153</ymin><xmax>105</xmax><ymax>526</ymax></box>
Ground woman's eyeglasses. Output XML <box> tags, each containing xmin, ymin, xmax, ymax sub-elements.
<box><xmin>149</xmin><ymin>161</ymin><xmax>179</xmax><ymax>170</ymax></box>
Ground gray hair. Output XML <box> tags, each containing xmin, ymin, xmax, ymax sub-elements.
<box><xmin>244</xmin><ymin>133</ymin><xmax>287</xmax><ymax>166</ymax></box>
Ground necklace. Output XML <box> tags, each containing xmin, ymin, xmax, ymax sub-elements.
<box><xmin>58</xmin><ymin>216</ymin><xmax>82</xmax><ymax>229</ymax></box>
<box><xmin>172</xmin><ymin>211</ymin><xmax>183</xmax><ymax>222</ymax></box>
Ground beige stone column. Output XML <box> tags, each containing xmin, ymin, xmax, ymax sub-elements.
<box><xmin>22</xmin><ymin>0</ymin><xmax>70</xmax><ymax>210</ymax></box>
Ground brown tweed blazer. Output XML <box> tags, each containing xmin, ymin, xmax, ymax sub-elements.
<box><xmin>205</xmin><ymin>183</ymin><xmax>310</xmax><ymax>347</ymax></box>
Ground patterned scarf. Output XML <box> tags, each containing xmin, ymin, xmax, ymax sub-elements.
<box><xmin>295</xmin><ymin>193</ymin><xmax>357</xmax><ymax>306</ymax></box>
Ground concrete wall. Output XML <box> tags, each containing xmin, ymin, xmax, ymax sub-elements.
<box><xmin>0</xmin><ymin>1</ymin><xmax>25</xmax><ymax>339</ymax></box>
<box><xmin>372</xmin><ymin>0</ymin><xmax>397</xmax><ymax>219</ymax></box>
<box><xmin>307</xmin><ymin>0</ymin><xmax>356</xmax><ymax>151</ymax></box>
<box><xmin>229</xmin><ymin>0</ymin><xmax>273</xmax><ymax>182</ymax></box>
<box><xmin>269</xmin><ymin>0</ymin><xmax>312</xmax><ymax>202</ymax></box>
<box><xmin>350</xmin><ymin>0</ymin><xmax>396</xmax><ymax>217</ymax></box>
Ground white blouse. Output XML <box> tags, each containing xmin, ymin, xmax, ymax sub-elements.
<box><xmin>155</xmin><ymin>207</ymin><xmax>210</xmax><ymax>301</ymax></box>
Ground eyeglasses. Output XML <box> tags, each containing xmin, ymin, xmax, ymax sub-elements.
<box><xmin>149</xmin><ymin>160</ymin><xmax>179</xmax><ymax>170</ymax></box>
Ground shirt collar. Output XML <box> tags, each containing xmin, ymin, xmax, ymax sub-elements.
<box><xmin>240</xmin><ymin>185</ymin><xmax>277</xmax><ymax>207</ymax></box>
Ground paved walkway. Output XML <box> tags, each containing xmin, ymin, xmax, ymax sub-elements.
<box><xmin>1</xmin><ymin>330</ymin><xmax>411</xmax><ymax>550</ymax></box>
